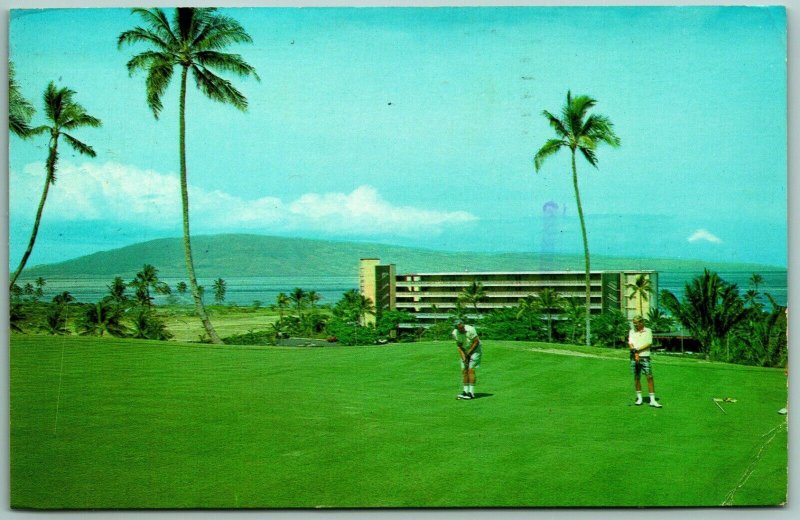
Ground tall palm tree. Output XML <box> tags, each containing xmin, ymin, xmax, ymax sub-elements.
<box><xmin>516</xmin><ymin>295</ymin><xmax>539</xmax><ymax>337</ymax></box>
<box><xmin>130</xmin><ymin>264</ymin><xmax>170</xmax><ymax>309</ymax></box>
<box><xmin>307</xmin><ymin>290</ymin><xmax>322</xmax><ymax>309</ymax></box>
<box><xmin>213</xmin><ymin>278</ymin><xmax>227</xmax><ymax>305</ymax></box>
<box><xmin>561</xmin><ymin>298</ymin><xmax>586</xmax><ymax>344</ymax></box>
<box><xmin>35</xmin><ymin>276</ymin><xmax>47</xmax><ymax>296</ymax></box>
<box><xmin>458</xmin><ymin>280</ymin><xmax>486</xmax><ymax>319</ymax></box>
<box><xmin>107</xmin><ymin>276</ymin><xmax>129</xmax><ymax>305</ymax></box>
<box><xmin>645</xmin><ymin>307</ymin><xmax>673</xmax><ymax>333</ymax></box>
<box><xmin>10</xmin><ymin>82</ymin><xmax>101</xmax><ymax>289</ymax></box>
<box><xmin>43</xmin><ymin>291</ymin><xmax>75</xmax><ymax>336</ymax></box>
<box><xmin>352</xmin><ymin>294</ymin><xmax>376</xmax><ymax>327</ymax></box>
<box><xmin>626</xmin><ymin>274</ymin><xmax>653</xmax><ymax>316</ymax></box>
<box><xmin>9</xmin><ymin>61</ymin><xmax>35</xmax><ymax>137</ymax></box>
<box><xmin>290</xmin><ymin>287</ymin><xmax>307</xmax><ymax>319</ymax></box>
<box><xmin>337</xmin><ymin>289</ymin><xmax>376</xmax><ymax>326</ymax></box>
<box><xmin>749</xmin><ymin>273</ymin><xmax>764</xmax><ymax>292</ymax></box>
<box><xmin>536</xmin><ymin>287</ymin><xmax>563</xmax><ymax>343</ymax></box>
<box><xmin>119</xmin><ymin>7</ymin><xmax>259</xmax><ymax>344</ymax></box>
<box><xmin>275</xmin><ymin>292</ymin><xmax>291</xmax><ymax>323</ymax></box>
<box><xmin>534</xmin><ymin>91</ymin><xmax>620</xmax><ymax>346</ymax></box>
<box><xmin>52</xmin><ymin>291</ymin><xmax>75</xmax><ymax>307</ymax></box>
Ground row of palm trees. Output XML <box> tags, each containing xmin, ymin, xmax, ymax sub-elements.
<box><xmin>10</xmin><ymin>8</ymin><xmax>259</xmax><ymax>345</ymax></box>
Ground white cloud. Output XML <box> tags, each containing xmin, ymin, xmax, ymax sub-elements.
<box><xmin>687</xmin><ymin>229</ymin><xmax>722</xmax><ymax>244</ymax></box>
<box><xmin>10</xmin><ymin>161</ymin><xmax>477</xmax><ymax>237</ymax></box>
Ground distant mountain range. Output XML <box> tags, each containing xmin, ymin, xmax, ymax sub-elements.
<box><xmin>21</xmin><ymin>234</ymin><xmax>782</xmax><ymax>280</ymax></box>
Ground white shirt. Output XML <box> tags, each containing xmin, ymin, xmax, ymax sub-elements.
<box><xmin>628</xmin><ymin>327</ymin><xmax>653</xmax><ymax>357</ymax></box>
<box><xmin>453</xmin><ymin>325</ymin><xmax>481</xmax><ymax>353</ymax></box>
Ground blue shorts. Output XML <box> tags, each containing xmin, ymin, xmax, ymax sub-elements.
<box><xmin>631</xmin><ymin>356</ymin><xmax>653</xmax><ymax>376</ymax></box>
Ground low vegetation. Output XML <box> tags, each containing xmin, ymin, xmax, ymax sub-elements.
<box><xmin>10</xmin><ymin>268</ymin><xmax>787</xmax><ymax>369</ymax></box>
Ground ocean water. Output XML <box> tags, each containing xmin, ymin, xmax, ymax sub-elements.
<box><xmin>24</xmin><ymin>270</ymin><xmax>787</xmax><ymax>308</ymax></box>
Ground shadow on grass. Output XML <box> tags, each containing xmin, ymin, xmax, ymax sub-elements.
<box><xmin>626</xmin><ymin>397</ymin><xmax>662</xmax><ymax>406</ymax></box>
<box><xmin>456</xmin><ymin>393</ymin><xmax>494</xmax><ymax>400</ymax></box>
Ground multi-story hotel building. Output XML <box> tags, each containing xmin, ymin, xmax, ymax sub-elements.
<box><xmin>359</xmin><ymin>258</ymin><xmax>657</xmax><ymax>326</ymax></box>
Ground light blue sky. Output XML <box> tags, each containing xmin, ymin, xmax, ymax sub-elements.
<box><xmin>8</xmin><ymin>6</ymin><xmax>788</xmax><ymax>267</ymax></box>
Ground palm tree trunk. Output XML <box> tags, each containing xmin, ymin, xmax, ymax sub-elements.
<box><xmin>571</xmin><ymin>151</ymin><xmax>592</xmax><ymax>347</ymax></box>
<box><xmin>178</xmin><ymin>67</ymin><xmax>222</xmax><ymax>344</ymax></box>
<box><xmin>10</xmin><ymin>141</ymin><xmax>58</xmax><ymax>289</ymax></box>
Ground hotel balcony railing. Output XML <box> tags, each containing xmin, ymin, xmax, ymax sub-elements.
<box><xmin>396</xmin><ymin>280</ymin><xmax>601</xmax><ymax>288</ymax></box>
<box><xmin>395</xmin><ymin>291</ymin><xmax>595</xmax><ymax>299</ymax></box>
<box><xmin>395</xmin><ymin>302</ymin><xmax>605</xmax><ymax>311</ymax></box>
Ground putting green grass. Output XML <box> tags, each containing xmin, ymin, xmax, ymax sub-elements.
<box><xmin>10</xmin><ymin>335</ymin><xmax>787</xmax><ymax>508</ymax></box>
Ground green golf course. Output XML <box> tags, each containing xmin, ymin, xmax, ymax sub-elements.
<box><xmin>10</xmin><ymin>335</ymin><xmax>787</xmax><ymax>508</ymax></box>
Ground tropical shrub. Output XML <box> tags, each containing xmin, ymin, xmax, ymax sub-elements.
<box><xmin>660</xmin><ymin>270</ymin><xmax>748</xmax><ymax>360</ymax></box>
<box><xmin>130</xmin><ymin>309</ymin><xmax>173</xmax><ymax>341</ymax></box>
<box><xmin>480</xmin><ymin>307</ymin><xmax>545</xmax><ymax>341</ymax></box>
<box><xmin>591</xmin><ymin>309</ymin><xmax>629</xmax><ymax>348</ymax></box>
<box><xmin>324</xmin><ymin>318</ymin><xmax>379</xmax><ymax>346</ymax></box>
<box><xmin>78</xmin><ymin>300</ymin><xmax>128</xmax><ymax>337</ymax></box>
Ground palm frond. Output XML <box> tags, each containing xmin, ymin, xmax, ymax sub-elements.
<box><xmin>62</xmin><ymin>133</ymin><xmax>97</xmax><ymax>157</ymax></box>
<box><xmin>565</xmin><ymin>94</ymin><xmax>596</xmax><ymax>134</ymax></box>
<box><xmin>43</xmin><ymin>82</ymin><xmax>72</xmax><ymax>125</ymax></box>
<box><xmin>61</xmin><ymin>112</ymin><xmax>102</xmax><ymax>131</ymax></box>
<box><xmin>126</xmin><ymin>51</ymin><xmax>175</xmax><ymax>76</ymax></box>
<box><xmin>576</xmin><ymin>135</ymin><xmax>596</xmax><ymax>151</ymax></box>
<box><xmin>764</xmin><ymin>292</ymin><xmax>784</xmax><ymax>313</ymax></box>
<box><xmin>27</xmin><ymin>125</ymin><xmax>51</xmax><ymax>137</ymax></box>
<box><xmin>541</xmin><ymin>110</ymin><xmax>568</xmax><ymax>138</ymax></box>
<box><xmin>9</xmin><ymin>62</ymin><xmax>35</xmax><ymax>137</ymax></box>
<box><xmin>118</xmin><ymin>26</ymin><xmax>170</xmax><ymax>51</ymax></box>
<box><xmin>175</xmin><ymin>7</ymin><xmax>209</xmax><ymax>43</ymax></box>
<box><xmin>583</xmin><ymin>114</ymin><xmax>621</xmax><ymax>147</ymax></box>
<box><xmin>195</xmin><ymin>50</ymin><xmax>260</xmax><ymax>80</ymax></box>
<box><xmin>579</xmin><ymin>146</ymin><xmax>598</xmax><ymax>167</ymax></box>
<box><xmin>193</xmin><ymin>15</ymin><xmax>253</xmax><ymax>50</ymax></box>
<box><xmin>145</xmin><ymin>62</ymin><xmax>175</xmax><ymax>119</ymax></box>
<box><xmin>130</xmin><ymin>8</ymin><xmax>177</xmax><ymax>46</ymax></box>
<box><xmin>534</xmin><ymin>138</ymin><xmax>566</xmax><ymax>172</ymax></box>
<box><xmin>191</xmin><ymin>65</ymin><xmax>248</xmax><ymax>111</ymax></box>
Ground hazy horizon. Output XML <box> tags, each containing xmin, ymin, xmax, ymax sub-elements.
<box><xmin>16</xmin><ymin>232</ymin><xmax>788</xmax><ymax>273</ymax></box>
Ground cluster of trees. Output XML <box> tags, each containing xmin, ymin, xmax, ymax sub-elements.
<box><xmin>269</xmin><ymin>288</ymin><xmax>418</xmax><ymax>346</ymax></box>
<box><xmin>9</xmin><ymin>7</ymin><xmax>258</xmax><ymax>345</ymax></box>
<box><xmin>661</xmin><ymin>271</ymin><xmax>786</xmax><ymax>367</ymax></box>
<box><xmin>271</xmin><ymin>288</ymin><xmax>326</xmax><ymax>338</ymax></box>
<box><xmin>10</xmin><ymin>265</ymin><xmax>190</xmax><ymax>341</ymax></box>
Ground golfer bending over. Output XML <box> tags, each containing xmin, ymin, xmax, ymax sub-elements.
<box><xmin>629</xmin><ymin>315</ymin><xmax>662</xmax><ymax>408</ymax></box>
<box><xmin>453</xmin><ymin>319</ymin><xmax>482</xmax><ymax>400</ymax></box>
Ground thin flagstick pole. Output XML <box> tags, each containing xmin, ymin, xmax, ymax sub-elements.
<box><xmin>53</xmin><ymin>306</ymin><xmax>69</xmax><ymax>434</ymax></box>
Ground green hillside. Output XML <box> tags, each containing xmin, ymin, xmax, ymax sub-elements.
<box><xmin>22</xmin><ymin>234</ymin><xmax>781</xmax><ymax>279</ymax></box>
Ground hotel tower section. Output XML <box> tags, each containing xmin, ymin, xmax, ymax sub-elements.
<box><xmin>359</xmin><ymin>258</ymin><xmax>657</xmax><ymax>328</ymax></box>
